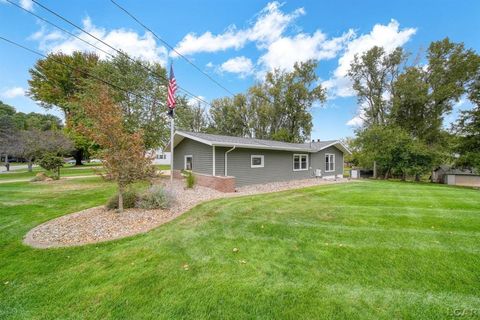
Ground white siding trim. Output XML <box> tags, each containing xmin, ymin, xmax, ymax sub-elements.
<box><xmin>250</xmin><ymin>155</ymin><xmax>264</xmax><ymax>168</ymax></box>
<box><xmin>293</xmin><ymin>154</ymin><xmax>308</xmax><ymax>171</ymax></box>
<box><xmin>325</xmin><ymin>153</ymin><xmax>335</xmax><ymax>172</ymax></box>
<box><xmin>184</xmin><ymin>155</ymin><xmax>193</xmax><ymax>170</ymax></box>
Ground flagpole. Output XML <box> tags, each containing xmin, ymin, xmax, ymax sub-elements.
<box><xmin>170</xmin><ymin>109</ymin><xmax>174</xmax><ymax>183</ymax></box>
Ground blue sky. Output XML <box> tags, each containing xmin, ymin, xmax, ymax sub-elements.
<box><xmin>0</xmin><ymin>0</ymin><xmax>479</xmax><ymax>140</ymax></box>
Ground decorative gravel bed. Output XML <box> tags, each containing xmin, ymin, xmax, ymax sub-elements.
<box><xmin>24</xmin><ymin>178</ymin><xmax>349</xmax><ymax>248</ymax></box>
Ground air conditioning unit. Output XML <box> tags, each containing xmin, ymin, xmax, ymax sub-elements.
<box><xmin>315</xmin><ymin>169</ymin><xmax>322</xmax><ymax>177</ymax></box>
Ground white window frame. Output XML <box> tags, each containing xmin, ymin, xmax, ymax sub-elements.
<box><xmin>293</xmin><ymin>154</ymin><xmax>308</xmax><ymax>171</ymax></box>
<box><xmin>184</xmin><ymin>155</ymin><xmax>193</xmax><ymax>170</ymax></box>
<box><xmin>250</xmin><ymin>155</ymin><xmax>264</xmax><ymax>168</ymax></box>
<box><xmin>325</xmin><ymin>153</ymin><xmax>335</xmax><ymax>172</ymax></box>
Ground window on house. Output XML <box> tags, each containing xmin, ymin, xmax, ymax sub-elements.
<box><xmin>325</xmin><ymin>154</ymin><xmax>335</xmax><ymax>172</ymax></box>
<box><xmin>184</xmin><ymin>155</ymin><xmax>193</xmax><ymax>170</ymax></box>
<box><xmin>251</xmin><ymin>155</ymin><xmax>264</xmax><ymax>168</ymax></box>
<box><xmin>156</xmin><ymin>154</ymin><xmax>166</xmax><ymax>160</ymax></box>
<box><xmin>293</xmin><ymin>154</ymin><xmax>308</xmax><ymax>171</ymax></box>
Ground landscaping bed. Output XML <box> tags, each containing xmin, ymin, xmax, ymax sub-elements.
<box><xmin>24</xmin><ymin>178</ymin><xmax>348</xmax><ymax>248</ymax></box>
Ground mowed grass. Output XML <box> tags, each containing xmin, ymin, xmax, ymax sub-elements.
<box><xmin>0</xmin><ymin>180</ymin><xmax>479</xmax><ymax>319</ymax></box>
<box><xmin>0</xmin><ymin>164</ymin><xmax>169</xmax><ymax>181</ymax></box>
<box><xmin>0</xmin><ymin>164</ymin><xmax>104</xmax><ymax>181</ymax></box>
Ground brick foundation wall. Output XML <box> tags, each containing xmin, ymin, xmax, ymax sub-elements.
<box><xmin>172</xmin><ymin>170</ymin><xmax>236</xmax><ymax>193</ymax></box>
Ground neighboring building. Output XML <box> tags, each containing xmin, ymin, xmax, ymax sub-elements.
<box><xmin>433</xmin><ymin>165</ymin><xmax>480</xmax><ymax>187</ymax></box>
<box><xmin>168</xmin><ymin>130</ymin><xmax>351</xmax><ymax>192</ymax></box>
<box><xmin>152</xmin><ymin>149</ymin><xmax>171</xmax><ymax>165</ymax></box>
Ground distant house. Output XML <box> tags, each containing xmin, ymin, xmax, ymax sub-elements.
<box><xmin>168</xmin><ymin>130</ymin><xmax>351</xmax><ymax>192</ymax></box>
<box><xmin>433</xmin><ymin>165</ymin><xmax>480</xmax><ymax>187</ymax></box>
<box><xmin>152</xmin><ymin>149</ymin><xmax>171</xmax><ymax>165</ymax></box>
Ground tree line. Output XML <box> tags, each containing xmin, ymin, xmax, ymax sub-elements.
<box><xmin>0</xmin><ymin>101</ymin><xmax>72</xmax><ymax>172</ymax></box>
<box><xmin>347</xmin><ymin>38</ymin><xmax>480</xmax><ymax>179</ymax></box>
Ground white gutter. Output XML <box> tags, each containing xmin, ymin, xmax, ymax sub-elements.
<box><xmin>224</xmin><ymin>146</ymin><xmax>236</xmax><ymax>176</ymax></box>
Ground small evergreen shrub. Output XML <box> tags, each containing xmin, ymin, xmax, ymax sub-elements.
<box><xmin>106</xmin><ymin>189</ymin><xmax>137</xmax><ymax>210</ymax></box>
<box><xmin>185</xmin><ymin>171</ymin><xmax>196</xmax><ymax>189</ymax></box>
<box><xmin>137</xmin><ymin>185</ymin><xmax>173</xmax><ymax>209</ymax></box>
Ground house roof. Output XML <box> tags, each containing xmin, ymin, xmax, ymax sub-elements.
<box><xmin>168</xmin><ymin>130</ymin><xmax>351</xmax><ymax>154</ymax></box>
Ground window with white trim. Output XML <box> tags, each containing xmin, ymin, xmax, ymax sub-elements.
<box><xmin>251</xmin><ymin>155</ymin><xmax>264</xmax><ymax>168</ymax></box>
<box><xmin>184</xmin><ymin>155</ymin><xmax>193</xmax><ymax>170</ymax></box>
<box><xmin>325</xmin><ymin>154</ymin><xmax>335</xmax><ymax>172</ymax></box>
<box><xmin>293</xmin><ymin>154</ymin><xmax>308</xmax><ymax>171</ymax></box>
<box><xmin>156</xmin><ymin>153</ymin><xmax>166</xmax><ymax>160</ymax></box>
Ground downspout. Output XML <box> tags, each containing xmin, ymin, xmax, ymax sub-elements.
<box><xmin>212</xmin><ymin>145</ymin><xmax>216</xmax><ymax>176</ymax></box>
<box><xmin>224</xmin><ymin>146</ymin><xmax>236</xmax><ymax>176</ymax></box>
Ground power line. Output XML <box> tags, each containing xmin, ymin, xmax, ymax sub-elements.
<box><xmin>29</xmin><ymin>0</ymin><xmax>212</xmax><ymax>107</ymax></box>
<box><xmin>0</xmin><ymin>35</ymin><xmax>161</xmax><ymax>107</ymax></box>
<box><xmin>109</xmin><ymin>0</ymin><xmax>275</xmax><ymax>107</ymax></box>
<box><xmin>110</xmin><ymin>0</ymin><xmax>237</xmax><ymax>98</ymax></box>
<box><xmin>5</xmin><ymin>0</ymin><xmax>114</xmax><ymax>60</ymax></box>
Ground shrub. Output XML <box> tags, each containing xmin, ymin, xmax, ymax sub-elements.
<box><xmin>106</xmin><ymin>189</ymin><xmax>137</xmax><ymax>210</ymax></box>
<box><xmin>137</xmin><ymin>185</ymin><xmax>173</xmax><ymax>209</ymax></box>
<box><xmin>185</xmin><ymin>171</ymin><xmax>196</xmax><ymax>189</ymax></box>
<box><xmin>30</xmin><ymin>172</ymin><xmax>48</xmax><ymax>182</ymax></box>
<box><xmin>37</xmin><ymin>153</ymin><xmax>64</xmax><ymax>178</ymax></box>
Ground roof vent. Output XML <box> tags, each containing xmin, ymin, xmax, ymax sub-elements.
<box><xmin>317</xmin><ymin>139</ymin><xmax>321</xmax><ymax>142</ymax></box>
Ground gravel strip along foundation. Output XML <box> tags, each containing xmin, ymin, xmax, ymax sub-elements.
<box><xmin>24</xmin><ymin>178</ymin><xmax>350</xmax><ymax>248</ymax></box>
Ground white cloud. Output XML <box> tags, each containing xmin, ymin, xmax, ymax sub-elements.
<box><xmin>1</xmin><ymin>86</ymin><xmax>25</xmax><ymax>99</ymax></box>
<box><xmin>19</xmin><ymin>0</ymin><xmax>33</xmax><ymax>10</ymax></box>
<box><xmin>173</xmin><ymin>1</ymin><xmax>304</xmax><ymax>56</ymax></box>
<box><xmin>257</xmin><ymin>29</ymin><xmax>354</xmax><ymax>75</ymax></box>
<box><xmin>30</xmin><ymin>17</ymin><xmax>168</xmax><ymax>64</ymax></box>
<box><xmin>219</xmin><ymin>56</ymin><xmax>254</xmax><ymax>77</ymax></box>
<box><xmin>346</xmin><ymin>114</ymin><xmax>364</xmax><ymax>127</ymax></box>
<box><xmin>324</xmin><ymin>19</ymin><xmax>416</xmax><ymax>98</ymax></box>
<box><xmin>187</xmin><ymin>95</ymin><xmax>207</xmax><ymax>107</ymax></box>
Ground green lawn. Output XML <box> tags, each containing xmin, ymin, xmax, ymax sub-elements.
<box><xmin>1</xmin><ymin>179</ymin><xmax>479</xmax><ymax>319</ymax></box>
<box><xmin>0</xmin><ymin>164</ymin><xmax>104</xmax><ymax>181</ymax></box>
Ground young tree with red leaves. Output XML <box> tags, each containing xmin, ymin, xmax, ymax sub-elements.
<box><xmin>78</xmin><ymin>86</ymin><xmax>154</xmax><ymax>212</ymax></box>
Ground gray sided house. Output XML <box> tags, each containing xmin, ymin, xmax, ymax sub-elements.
<box><xmin>168</xmin><ymin>130</ymin><xmax>351</xmax><ymax>192</ymax></box>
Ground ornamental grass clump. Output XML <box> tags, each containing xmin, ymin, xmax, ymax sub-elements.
<box><xmin>137</xmin><ymin>185</ymin><xmax>173</xmax><ymax>209</ymax></box>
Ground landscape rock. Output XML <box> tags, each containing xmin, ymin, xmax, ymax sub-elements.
<box><xmin>24</xmin><ymin>178</ymin><xmax>350</xmax><ymax>248</ymax></box>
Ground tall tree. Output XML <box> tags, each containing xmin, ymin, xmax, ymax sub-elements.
<box><xmin>0</xmin><ymin>115</ymin><xmax>18</xmax><ymax>171</ymax></box>
<box><xmin>28</xmin><ymin>51</ymin><xmax>99</xmax><ymax>165</ymax></box>
<box><xmin>209</xmin><ymin>60</ymin><xmax>326</xmax><ymax>143</ymax></box>
<box><xmin>174</xmin><ymin>97</ymin><xmax>209</xmax><ymax>133</ymax></box>
<box><xmin>348</xmin><ymin>46</ymin><xmax>406</xmax><ymax>126</ymax></box>
<box><xmin>91</xmin><ymin>54</ymin><xmax>169</xmax><ymax>150</ymax></box>
<box><xmin>209</xmin><ymin>94</ymin><xmax>251</xmax><ymax>137</ymax></box>
<box><xmin>454</xmin><ymin>71</ymin><xmax>480</xmax><ymax>170</ymax></box>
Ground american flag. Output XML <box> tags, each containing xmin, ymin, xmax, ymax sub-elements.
<box><xmin>167</xmin><ymin>64</ymin><xmax>177</xmax><ymax>116</ymax></box>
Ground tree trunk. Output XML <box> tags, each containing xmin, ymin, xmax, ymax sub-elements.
<box><xmin>5</xmin><ymin>154</ymin><xmax>10</xmax><ymax>172</ymax></box>
<box><xmin>72</xmin><ymin>149</ymin><xmax>83</xmax><ymax>166</ymax></box>
<box><xmin>384</xmin><ymin>168</ymin><xmax>390</xmax><ymax>179</ymax></box>
<box><xmin>401</xmin><ymin>171</ymin><xmax>406</xmax><ymax>181</ymax></box>
<box><xmin>28</xmin><ymin>159</ymin><xmax>33</xmax><ymax>172</ymax></box>
<box><xmin>118</xmin><ymin>185</ymin><xmax>124</xmax><ymax>213</ymax></box>
<box><xmin>373</xmin><ymin>161</ymin><xmax>377</xmax><ymax>179</ymax></box>
<box><xmin>415</xmin><ymin>174</ymin><xmax>420</xmax><ymax>182</ymax></box>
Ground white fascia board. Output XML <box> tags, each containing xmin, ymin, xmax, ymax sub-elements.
<box><xmin>175</xmin><ymin>131</ymin><xmax>213</xmax><ymax>146</ymax></box>
<box><xmin>318</xmin><ymin>141</ymin><xmax>352</xmax><ymax>155</ymax></box>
